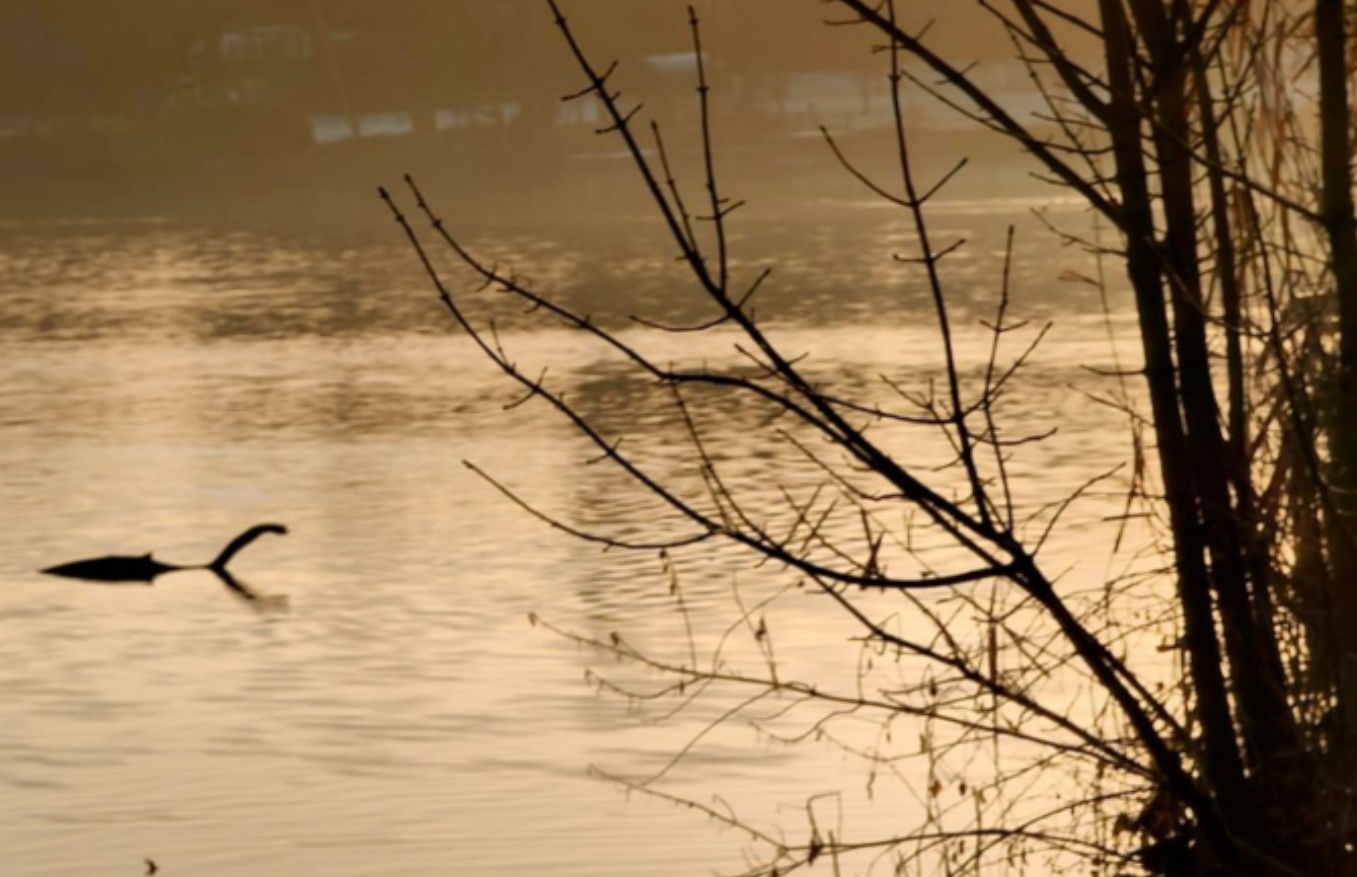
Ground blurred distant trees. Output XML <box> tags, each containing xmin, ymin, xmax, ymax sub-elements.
<box><xmin>0</xmin><ymin>1</ymin><xmax>979</xmax><ymax>123</ymax></box>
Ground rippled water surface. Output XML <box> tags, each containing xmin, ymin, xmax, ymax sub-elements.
<box><xmin>0</xmin><ymin>199</ymin><xmax>1146</xmax><ymax>876</ymax></box>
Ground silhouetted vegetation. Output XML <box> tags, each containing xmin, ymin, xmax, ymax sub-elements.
<box><xmin>386</xmin><ymin>1</ymin><xmax>1357</xmax><ymax>874</ymax></box>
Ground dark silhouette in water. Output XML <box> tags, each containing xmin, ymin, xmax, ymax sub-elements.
<box><xmin>41</xmin><ymin>523</ymin><xmax>288</xmax><ymax>583</ymax></box>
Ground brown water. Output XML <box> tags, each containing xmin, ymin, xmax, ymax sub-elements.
<box><xmin>0</xmin><ymin>199</ymin><xmax>1151</xmax><ymax>876</ymax></box>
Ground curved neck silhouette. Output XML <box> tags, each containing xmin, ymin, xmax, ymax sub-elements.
<box><xmin>206</xmin><ymin>524</ymin><xmax>288</xmax><ymax>574</ymax></box>
<box><xmin>42</xmin><ymin>523</ymin><xmax>288</xmax><ymax>583</ymax></box>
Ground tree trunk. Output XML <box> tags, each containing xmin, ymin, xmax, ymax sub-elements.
<box><xmin>1316</xmin><ymin>0</ymin><xmax>1357</xmax><ymax>761</ymax></box>
<box><xmin>1097</xmin><ymin>0</ymin><xmax>1249</xmax><ymax>821</ymax></box>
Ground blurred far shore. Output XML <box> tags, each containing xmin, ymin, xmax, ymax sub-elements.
<box><xmin>1</xmin><ymin>1</ymin><xmax>1053</xmax><ymax>223</ymax></box>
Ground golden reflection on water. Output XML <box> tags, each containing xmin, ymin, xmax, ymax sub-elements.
<box><xmin>0</xmin><ymin>203</ymin><xmax>1152</xmax><ymax>875</ymax></box>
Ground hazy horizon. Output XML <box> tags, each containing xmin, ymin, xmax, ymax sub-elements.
<box><xmin>0</xmin><ymin>1</ymin><xmax>1096</xmax><ymax>219</ymax></box>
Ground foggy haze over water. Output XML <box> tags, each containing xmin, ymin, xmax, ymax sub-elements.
<box><xmin>0</xmin><ymin>0</ymin><xmax>1069</xmax><ymax>219</ymax></box>
<box><xmin>2</xmin><ymin>3</ymin><xmax>1127</xmax><ymax>876</ymax></box>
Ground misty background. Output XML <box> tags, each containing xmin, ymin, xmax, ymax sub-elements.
<box><xmin>0</xmin><ymin>1</ymin><xmax>1066</xmax><ymax>220</ymax></box>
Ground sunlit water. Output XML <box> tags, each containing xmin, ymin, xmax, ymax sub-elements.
<box><xmin>0</xmin><ymin>199</ymin><xmax>1152</xmax><ymax>876</ymax></box>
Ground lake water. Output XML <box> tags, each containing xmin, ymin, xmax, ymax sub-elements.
<box><xmin>0</xmin><ymin>196</ymin><xmax>1153</xmax><ymax>876</ymax></box>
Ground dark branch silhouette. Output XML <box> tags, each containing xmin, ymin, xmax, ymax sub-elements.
<box><xmin>383</xmin><ymin>0</ymin><xmax>1357</xmax><ymax>873</ymax></box>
